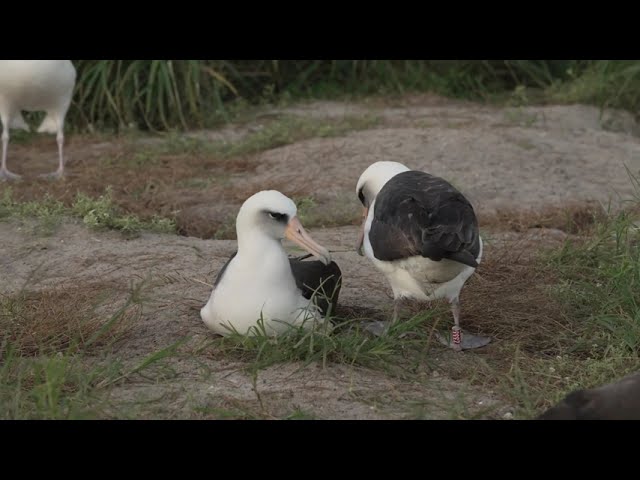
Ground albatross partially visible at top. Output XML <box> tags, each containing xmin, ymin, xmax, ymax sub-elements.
<box><xmin>355</xmin><ymin>161</ymin><xmax>490</xmax><ymax>351</ymax></box>
<box><xmin>0</xmin><ymin>60</ymin><xmax>76</xmax><ymax>180</ymax></box>
<box><xmin>201</xmin><ymin>190</ymin><xmax>342</xmax><ymax>336</ymax></box>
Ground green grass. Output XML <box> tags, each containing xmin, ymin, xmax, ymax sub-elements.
<box><xmin>548</xmin><ymin>205</ymin><xmax>640</xmax><ymax>352</ymax></box>
<box><xmin>201</xmin><ymin>306</ymin><xmax>448</xmax><ymax>376</ymax></box>
<box><xmin>0</xmin><ymin>186</ymin><xmax>176</xmax><ymax>237</ymax></box>
<box><xmin>0</xmin><ymin>352</ymin><xmax>120</xmax><ymax>419</ymax></box>
<box><xmin>196</xmin><ymin>306</ymin><xmax>511</xmax><ymax>419</ymax></box>
<box><xmin>496</xmin><ymin>184</ymin><xmax>640</xmax><ymax>418</ymax></box>
<box><xmin>0</xmin><ymin>336</ymin><xmax>186</xmax><ymax>420</ymax></box>
<box><xmin>55</xmin><ymin>60</ymin><xmax>640</xmax><ymax>134</ymax></box>
<box><xmin>548</xmin><ymin>61</ymin><xmax>640</xmax><ymax>115</ymax></box>
<box><xmin>71</xmin><ymin>188</ymin><xmax>176</xmax><ymax>235</ymax></box>
<box><xmin>2</xmin><ymin>281</ymin><xmax>143</xmax><ymax>419</ymax></box>
<box><xmin>69</xmin><ymin>60</ymin><xmax>239</xmax><ymax>132</ymax></box>
<box><xmin>500</xmin><ymin>344</ymin><xmax>638</xmax><ymax>419</ymax></box>
<box><xmin>0</xmin><ymin>189</ymin><xmax>66</xmax><ymax>235</ymax></box>
<box><xmin>0</xmin><ymin>274</ymin><xmax>193</xmax><ymax>419</ymax></box>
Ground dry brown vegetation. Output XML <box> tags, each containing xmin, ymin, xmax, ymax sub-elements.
<box><xmin>0</xmin><ymin>282</ymin><xmax>139</xmax><ymax>358</ymax></box>
<box><xmin>478</xmin><ymin>202</ymin><xmax>609</xmax><ymax>235</ymax></box>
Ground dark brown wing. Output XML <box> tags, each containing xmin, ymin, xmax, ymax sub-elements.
<box><xmin>289</xmin><ymin>254</ymin><xmax>342</xmax><ymax>316</ymax></box>
<box><xmin>537</xmin><ymin>371</ymin><xmax>640</xmax><ymax>420</ymax></box>
<box><xmin>213</xmin><ymin>251</ymin><xmax>238</xmax><ymax>287</ymax></box>
<box><xmin>368</xmin><ymin>170</ymin><xmax>480</xmax><ymax>268</ymax></box>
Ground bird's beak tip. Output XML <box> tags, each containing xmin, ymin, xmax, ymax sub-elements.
<box><xmin>319</xmin><ymin>250</ymin><xmax>332</xmax><ymax>266</ymax></box>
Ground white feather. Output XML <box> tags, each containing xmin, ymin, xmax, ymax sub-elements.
<box><xmin>200</xmin><ymin>191</ymin><xmax>325</xmax><ymax>336</ymax></box>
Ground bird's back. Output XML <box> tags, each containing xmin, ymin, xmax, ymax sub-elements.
<box><xmin>537</xmin><ymin>371</ymin><xmax>640</xmax><ymax>420</ymax></box>
<box><xmin>370</xmin><ymin>170</ymin><xmax>480</xmax><ymax>266</ymax></box>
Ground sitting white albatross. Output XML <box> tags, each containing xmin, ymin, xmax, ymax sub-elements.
<box><xmin>0</xmin><ymin>60</ymin><xmax>77</xmax><ymax>180</ymax></box>
<box><xmin>355</xmin><ymin>161</ymin><xmax>490</xmax><ymax>351</ymax></box>
<box><xmin>201</xmin><ymin>190</ymin><xmax>342</xmax><ymax>336</ymax></box>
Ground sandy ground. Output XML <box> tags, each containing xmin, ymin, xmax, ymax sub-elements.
<box><xmin>2</xmin><ymin>94</ymin><xmax>639</xmax><ymax>419</ymax></box>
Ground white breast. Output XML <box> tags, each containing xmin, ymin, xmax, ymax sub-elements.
<box><xmin>200</xmin><ymin>247</ymin><xmax>321</xmax><ymax>336</ymax></box>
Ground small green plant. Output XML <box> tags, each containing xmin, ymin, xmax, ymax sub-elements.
<box><xmin>75</xmin><ymin>190</ymin><xmax>177</xmax><ymax>236</ymax></box>
<box><xmin>0</xmin><ymin>187</ymin><xmax>66</xmax><ymax>235</ymax></box>
<box><xmin>294</xmin><ymin>196</ymin><xmax>316</xmax><ymax>223</ymax></box>
<box><xmin>1</xmin><ymin>187</ymin><xmax>65</xmax><ymax>218</ymax></box>
<box><xmin>0</xmin><ymin>187</ymin><xmax>176</xmax><ymax>237</ymax></box>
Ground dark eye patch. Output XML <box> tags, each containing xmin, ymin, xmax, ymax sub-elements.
<box><xmin>358</xmin><ymin>187</ymin><xmax>366</xmax><ymax>206</ymax></box>
<box><xmin>267</xmin><ymin>211</ymin><xmax>288</xmax><ymax>223</ymax></box>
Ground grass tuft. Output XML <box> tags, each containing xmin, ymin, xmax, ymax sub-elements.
<box><xmin>0</xmin><ymin>186</ymin><xmax>176</xmax><ymax>237</ymax></box>
<box><xmin>71</xmin><ymin>187</ymin><xmax>176</xmax><ymax>236</ymax></box>
<box><xmin>199</xmin><ymin>305</ymin><xmax>449</xmax><ymax>377</ymax></box>
<box><xmin>0</xmin><ymin>281</ymin><xmax>141</xmax><ymax>419</ymax></box>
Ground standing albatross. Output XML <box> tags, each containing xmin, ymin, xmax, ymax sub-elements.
<box><xmin>201</xmin><ymin>190</ymin><xmax>342</xmax><ymax>336</ymax></box>
<box><xmin>0</xmin><ymin>60</ymin><xmax>77</xmax><ymax>180</ymax></box>
<box><xmin>355</xmin><ymin>161</ymin><xmax>490</xmax><ymax>351</ymax></box>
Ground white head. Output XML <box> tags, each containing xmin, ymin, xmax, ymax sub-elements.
<box><xmin>355</xmin><ymin>161</ymin><xmax>411</xmax><ymax>207</ymax></box>
<box><xmin>235</xmin><ymin>190</ymin><xmax>332</xmax><ymax>265</ymax></box>
<box><xmin>355</xmin><ymin>161</ymin><xmax>411</xmax><ymax>255</ymax></box>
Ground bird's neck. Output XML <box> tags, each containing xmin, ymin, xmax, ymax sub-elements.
<box><xmin>237</xmin><ymin>230</ymin><xmax>288</xmax><ymax>264</ymax></box>
<box><xmin>235</xmin><ymin>233</ymin><xmax>295</xmax><ymax>288</ymax></box>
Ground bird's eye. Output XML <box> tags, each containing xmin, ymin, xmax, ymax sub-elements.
<box><xmin>268</xmin><ymin>212</ymin><xmax>287</xmax><ymax>222</ymax></box>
